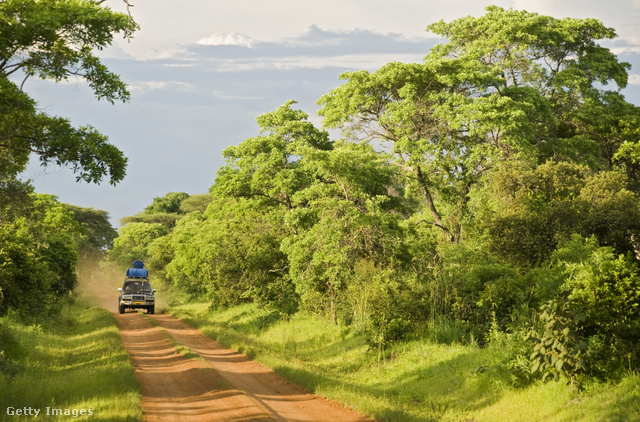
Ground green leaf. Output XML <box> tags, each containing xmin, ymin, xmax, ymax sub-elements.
<box><xmin>555</xmin><ymin>359</ymin><xmax>564</xmax><ymax>371</ymax></box>
<box><xmin>531</xmin><ymin>360</ymin><xmax>541</xmax><ymax>373</ymax></box>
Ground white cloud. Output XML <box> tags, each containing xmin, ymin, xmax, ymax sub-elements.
<box><xmin>128</xmin><ymin>81</ymin><xmax>195</xmax><ymax>93</ymax></box>
<box><xmin>212</xmin><ymin>91</ymin><xmax>265</xmax><ymax>101</ymax></box>
<box><xmin>611</xmin><ymin>45</ymin><xmax>640</xmax><ymax>55</ymax></box>
<box><xmin>162</xmin><ymin>63</ymin><xmax>197</xmax><ymax>68</ymax></box>
<box><xmin>205</xmin><ymin>53</ymin><xmax>425</xmax><ymax>73</ymax></box>
<box><xmin>196</xmin><ymin>33</ymin><xmax>255</xmax><ymax>48</ymax></box>
<box><xmin>629</xmin><ymin>74</ymin><xmax>640</xmax><ymax>85</ymax></box>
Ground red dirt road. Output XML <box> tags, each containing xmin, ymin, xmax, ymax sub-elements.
<box><xmin>117</xmin><ymin>312</ymin><xmax>371</xmax><ymax>421</ymax></box>
<box><xmin>82</xmin><ymin>279</ymin><xmax>372</xmax><ymax>421</ymax></box>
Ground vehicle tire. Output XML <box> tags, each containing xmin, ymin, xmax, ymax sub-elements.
<box><xmin>148</xmin><ymin>305</ymin><xmax>155</xmax><ymax>315</ymax></box>
<box><xmin>118</xmin><ymin>303</ymin><xmax>125</xmax><ymax>314</ymax></box>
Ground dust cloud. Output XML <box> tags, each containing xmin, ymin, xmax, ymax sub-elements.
<box><xmin>75</xmin><ymin>258</ymin><xmax>123</xmax><ymax>313</ymax></box>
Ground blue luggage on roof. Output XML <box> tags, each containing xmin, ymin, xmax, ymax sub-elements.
<box><xmin>126</xmin><ymin>267</ymin><xmax>148</xmax><ymax>278</ymax></box>
<box><xmin>132</xmin><ymin>260</ymin><xmax>144</xmax><ymax>269</ymax></box>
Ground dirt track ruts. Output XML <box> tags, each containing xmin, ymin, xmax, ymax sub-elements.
<box><xmin>115</xmin><ymin>311</ymin><xmax>372</xmax><ymax>421</ymax></box>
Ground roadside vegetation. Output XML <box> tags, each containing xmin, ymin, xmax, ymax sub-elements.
<box><xmin>0</xmin><ymin>2</ymin><xmax>140</xmax><ymax>417</ymax></box>
<box><xmin>168</xmin><ymin>301</ymin><xmax>640</xmax><ymax>422</ymax></box>
<box><xmin>0</xmin><ymin>299</ymin><xmax>141</xmax><ymax>421</ymax></box>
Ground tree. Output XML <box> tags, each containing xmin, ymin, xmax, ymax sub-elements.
<box><xmin>120</xmin><ymin>192</ymin><xmax>192</xmax><ymax>228</ymax></box>
<box><xmin>144</xmin><ymin>192</ymin><xmax>191</xmax><ymax>214</ymax></box>
<box><xmin>216</xmin><ymin>100</ymin><xmax>332</xmax><ymax>210</ymax></box>
<box><xmin>281</xmin><ymin>141</ymin><xmax>406</xmax><ymax>323</ymax></box>
<box><xmin>0</xmin><ymin>0</ymin><xmax>138</xmax><ymax>186</ymax></box>
<box><xmin>161</xmin><ymin>197</ymin><xmax>296</xmax><ymax>313</ymax></box>
<box><xmin>108</xmin><ymin>222</ymin><xmax>168</xmax><ymax>269</ymax></box>
<box><xmin>179</xmin><ymin>193</ymin><xmax>212</xmax><ymax>214</ymax></box>
<box><xmin>318</xmin><ymin>6</ymin><xmax>636</xmax><ymax>243</ymax></box>
<box><xmin>475</xmin><ymin>161</ymin><xmax>640</xmax><ymax>266</ymax></box>
<box><xmin>65</xmin><ymin>205</ymin><xmax>117</xmax><ymax>252</ymax></box>
<box><xmin>64</xmin><ymin>204</ymin><xmax>117</xmax><ymax>287</ymax></box>
<box><xmin>204</xmin><ymin>102</ymin><xmax>332</xmax><ymax>311</ymax></box>
<box><xmin>318</xmin><ymin>62</ymin><xmax>469</xmax><ymax>242</ymax></box>
<box><xmin>427</xmin><ymin>6</ymin><xmax>633</xmax><ymax>165</ymax></box>
<box><xmin>0</xmin><ymin>194</ymin><xmax>82</xmax><ymax>315</ymax></box>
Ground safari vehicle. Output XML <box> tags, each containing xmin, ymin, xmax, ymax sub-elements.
<box><xmin>118</xmin><ymin>260</ymin><xmax>156</xmax><ymax>314</ymax></box>
<box><xmin>118</xmin><ymin>279</ymin><xmax>156</xmax><ymax>314</ymax></box>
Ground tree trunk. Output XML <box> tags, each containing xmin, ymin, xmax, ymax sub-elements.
<box><xmin>415</xmin><ymin>166</ymin><xmax>454</xmax><ymax>242</ymax></box>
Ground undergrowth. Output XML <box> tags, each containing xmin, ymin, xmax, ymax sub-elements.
<box><xmin>168</xmin><ymin>301</ymin><xmax>640</xmax><ymax>422</ymax></box>
<box><xmin>0</xmin><ymin>299</ymin><xmax>141</xmax><ymax>421</ymax></box>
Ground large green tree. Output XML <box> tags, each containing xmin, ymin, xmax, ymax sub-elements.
<box><xmin>318</xmin><ymin>6</ymin><xmax>637</xmax><ymax>243</ymax></box>
<box><xmin>216</xmin><ymin>100</ymin><xmax>332</xmax><ymax>210</ymax></box>
<box><xmin>281</xmin><ymin>140</ymin><xmax>406</xmax><ymax>322</ymax></box>
<box><xmin>108</xmin><ymin>222</ymin><xmax>167</xmax><ymax>270</ymax></box>
<box><xmin>0</xmin><ymin>0</ymin><xmax>137</xmax><ymax>186</ymax></box>
<box><xmin>120</xmin><ymin>192</ymin><xmax>193</xmax><ymax>228</ymax></box>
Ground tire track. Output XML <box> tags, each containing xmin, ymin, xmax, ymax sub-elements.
<box><xmin>115</xmin><ymin>312</ymin><xmax>372</xmax><ymax>421</ymax></box>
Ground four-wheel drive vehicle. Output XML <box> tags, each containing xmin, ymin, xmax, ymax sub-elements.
<box><xmin>118</xmin><ymin>279</ymin><xmax>156</xmax><ymax>314</ymax></box>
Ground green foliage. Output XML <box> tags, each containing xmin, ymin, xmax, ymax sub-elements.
<box><xmin>149</xmin><ymin>213</ymin><xmax>204</xmax><ymax>294</ymax></box>
<box><xmin>120</xmin><ymin>192</ymin><xmax>197</xmax><ymax>228</ymax></box>
<box><xmin>64</xmin><ymin>204</ymin><xmax>116</xmax><ymax>256</ymax></box>
<box><xmin>120</xmin><ymin>212</ymin><xmax>181</xmax><ymax>228</ymax></box>
<box><xmin>158</xmin><ymin>197</ymin><xmax>297</xmax><ymax>314</ymax></box>
<box><xmin>577</xmin><ymin>170</ymin><xmax>640</xmax><ymax>254</ymax></box>
<box><xmin>144</xmin><ymin>192</ymin><xmax>190</xmax><ymax>214</ymax></box>
<box><xmin>317</xmin><ymin>61</ymin><xmax>474</xmax><ymax>242</ymax></box>
<box><xmin>528</xmin><ymin>235</ymin><xmax>640</xmax><ymax>383</ymax></box>
<box><xmin>0</xmin><ymin>194</ymin><xmax>82</xmax><ymax>316</ymax></box>
<box><xmin>348</xmin><ymin>260</ymin><xmax>423</xmax><ymax>351</ymax></box>
<box><xmin>179</xmin><ymin>193</ymin><xmax>212</xmax><ymax>214</ymax></box>
<box><xmin>282</xmin><ymin>140</ymin><xmax>405</xmax><ymax>322</ymax></box>
<box><xmin>217</xmin><ymin>100</ymin><xmax>331</xmax><ymax>210</ymax></box>
<box><xmin>0</xmin><ymin>0</ymin><xmax>137</xmax><ymax>185</ymax></box>
<box><xmin>108</xmin><ymin>222</ymin><xmax>167</xmax><ymax>270</ymax></box>
<box><xmin>427</xmin><ymin>6</ymin><xmax>628</xmax><ymax>98</ymax></box>
<box><xmin>478</xmin><ymin>162</ymin><xmax>640</xmax><ymax>265</ymax></box>
<box><xmin>434</xmin><ymin>243</ymin><xmax>535</xmax><ymax>342</ymax></box>
<box><xmin>0</xmin><ymin>0</ymin><xmax>135</xmax><ymax>316</ymax></box>
<box><xmin>528</xmin><ymin>299</ymin><xmax>589</xmax><ymax>385</ymax></box>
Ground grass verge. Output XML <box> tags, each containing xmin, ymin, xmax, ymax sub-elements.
<box><xmin>167</xmin><ymin>301</ymin><xmax>640</xmax><ymax>422</ymax></box>
<box><xmin>0</xmin><ymin>300</ymin><xmax>141</xmax><ymax>421</ymax></box>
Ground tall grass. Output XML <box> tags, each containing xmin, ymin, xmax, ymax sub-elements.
<box><xmin>0</xmin><ymin>300</ymin><xmax>141</xmax><ymax>421</ymax></box>
<box><xmin>168</xmin><ymin>301</ymin><xmax>640</xmax><ymax>422</ymax></box>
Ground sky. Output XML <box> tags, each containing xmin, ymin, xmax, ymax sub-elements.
<box><xmin>19</xmin><ymin>0</ymin><xmax>640</xmax><ymax>227</ymax></box>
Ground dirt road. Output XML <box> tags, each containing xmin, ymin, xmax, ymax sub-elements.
<box><xmin>81</xmin><ymin>278</ymin><xmax>371</xmax><ymax>421</ymax></box>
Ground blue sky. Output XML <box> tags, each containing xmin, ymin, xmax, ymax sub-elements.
<box><xmin>19</xmin><ymin>0</ymin><xmax>640</xmax><ymax>226</ymax></box>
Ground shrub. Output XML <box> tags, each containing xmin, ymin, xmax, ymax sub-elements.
<box><xmin>452</xmin><ymin>262</ymin><xmax>532</xmax><ymax>341</ymax></box>
<box><xmin>528</xmin><ymin>235</ymin><xmax>640</xmax><ymax>383</ymax></box>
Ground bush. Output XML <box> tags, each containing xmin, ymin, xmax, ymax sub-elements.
<box><xmin>527</xmin><ymin>298</ymin><xmax>589</xmax><ymax>385</ymax></box>
<box><xmin>452</xmin><ymin>262</ymin><xmax>533</xmax><ymax>342</ymax></box>
<box><xmin>528</xmin><ymin>235</ymin><xmax>640</xmax><ymax>384</ymax></box>
<box><xmin>345</xmin><ymin>260</ymin><xmax>423</xmax><ymax>351</ymax></box>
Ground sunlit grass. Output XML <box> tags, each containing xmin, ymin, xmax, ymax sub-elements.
<box><xmin>0</xmin><ymin>301</ymin><xmax>141</xmax><ymax>421</ymax></box>
<box><xmin>168</xmin><ymin>301</ymin><xmax>640</xmax><ymax>422</ymax></box>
